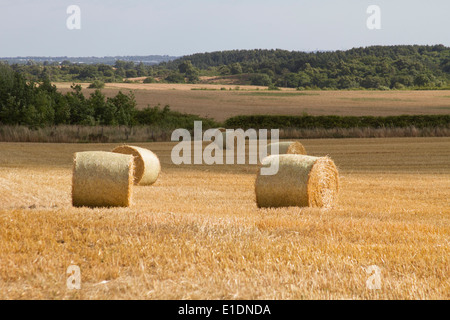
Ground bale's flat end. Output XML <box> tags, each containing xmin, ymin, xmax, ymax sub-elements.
<box><xmin>112</xmin><ymin>145</ymin><xmax>161</xmax><ymax>186</ymax></box>
<box><xmin>307</xmin><ymin>157</ymin><xmax>339</xmax><ymax>208</ymax></box>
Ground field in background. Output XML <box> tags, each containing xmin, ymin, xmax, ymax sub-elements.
<box><xmin>0</xmin><ymin>138</ymin><xmax>449</xmax><ymax>299</ymax></box>
<box><xmin>55</xmin><ymin>82</ymin><xmax>450</xmax><ymax>121</ymax></box>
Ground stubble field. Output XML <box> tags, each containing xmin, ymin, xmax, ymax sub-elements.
<box><xmin>0</xmin><ymin>137</ymin><xmax>449</xmax><ymax>299</ymax></box>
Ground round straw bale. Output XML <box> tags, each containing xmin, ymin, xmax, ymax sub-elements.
<box><xmin>112</xmin><ymin>145</ymin><xmax>161</xmax><ymax>185</ymax></box>
<box><xmin>72</xmin><ymin>151</ymin><xmax>134</xmax><ymax>208</ymax></box>
<box><xmin>267</xmin><ymin>141</ymin><xmax>306</xmax><ymax>155</ymax></box>
<box><xmin>255</xmin><ymin>154</ymin><xmax>339</xmax><ymax>208</ymax></box>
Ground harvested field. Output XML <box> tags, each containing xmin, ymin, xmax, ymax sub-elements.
<box><xmin>55</xmin><ymin>82</ymin><xmax>450</xmax><ymax>121</ymax></box>
<box><xmin>0</xmin><ymin>137</ymin><xmax>449</xmax><ymax>299</ymax></box>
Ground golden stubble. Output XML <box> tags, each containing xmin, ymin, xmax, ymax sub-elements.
<box><xmin>0</xmin><ymin>137</ymin><xmax>449</xmax><ymax>299</ymax></box>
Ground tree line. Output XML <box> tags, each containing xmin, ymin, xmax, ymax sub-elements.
<box><xmin>3</xmin><ymin>45</ymin><xmax>450</xmax><ymax>89</ymax></box>
<box><xmin>8</xmin><ymin>60</ymin><xmax>155</xmax><ymax>83</ymax></box>
<box><xmin>0</xmin><ymin>63</ymin><xmax>216</xmax><ymax>129</ymax></box>
<box><xmin>163</xmin><ymin>45</ymin><xmax>450</xmax><ymax>89</ymax></box>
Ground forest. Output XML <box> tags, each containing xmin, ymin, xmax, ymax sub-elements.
<box><xmin>162</xmin><ymin>45</ymin><xmax>450</xmax><ymax>89</ymax></box>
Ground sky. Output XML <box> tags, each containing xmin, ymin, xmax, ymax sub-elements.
<box><xmin>1</xmin><ymin>0</ymin><xmax>450</xmax><ymax>57</ymax></box>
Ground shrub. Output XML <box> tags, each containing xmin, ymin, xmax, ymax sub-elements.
<box><xmin>135</xmin><ymin>105</ymin><xmax>219</xmax><ymax>129</ymax></box>
<box><xmin>143</xmin><ymin>77</ymin><xmax>156</xmax><ymax>83</ymax></box>
<box><xmin>268</xmin><ymin>84</ymin><xmax>281</xmax><ymax>91</ymax></box>
<box><xmin>224</xmin><ymin>114</ymin><xmax>450</xmax><ymax>130</ymax></box>
<box><xmin>165</xmin><ymin>72</ymin><xmax>185</xmax><ymax>83</ymax></box>
<box><xmin>88</xmin><ymin>80</ymin><xmax>105</xmax><ymax>89</ymax></box>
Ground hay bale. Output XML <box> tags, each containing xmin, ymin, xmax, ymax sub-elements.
<box><xmin>255</xmin><ymin>154</ymin><xmax>339</xmax><ymax>208</ymax></box>
<box><xmin>72</xmin><ymin>151</ymin><xmax>134</xmax><ymax>208</ymax></box>
<box><xmin>112</xmin><ymin>145</ymin><xmax>161</xmax><ymax>185</ymax></box>
<box><xmin>267</xmin><ymin>141</ymin><xmax>306</xmax><ymax>155</ymax></box>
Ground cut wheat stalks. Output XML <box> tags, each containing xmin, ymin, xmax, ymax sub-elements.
<box><xmin>112</xmin><ymin>145</ymin><xmax>161</xmax><ymax>186</ymax></box>
<box><xmin>72</xmin><ymin>151</ymin><xmax>134</xmax><ymax>208</ymax></box>
<box><xmin>255</xmin><ymin>154</ymin><xmax>339</xmax><ymax>208</ymax></box>
<box><xmin>267</xmin><ymin>141</ymin><xmax>306</xmax><ymax>155</ymax></box>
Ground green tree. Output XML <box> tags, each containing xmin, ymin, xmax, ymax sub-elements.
<box><xmin>106</xmin><ymin>91</ymin><xmax>136</xmax><ymax>126</ymax></box>
<box><xmin>230</xmin><ymin>63</ymin><xmax>243</xmax><ymax>75</ymax></box>
<box><xmin>136</xmin><ymin>62</ymin><xmax>148</xmax><ymax>77</ymax></box>
<box><xmin>178</xmin><ymin>60</ymin><xmax>194</xmax><ymax>74</ymax></box>
<box><xmin>361</xmin><ymin>76</ymin><xmax>386</xmax><ymax>89</ymax></box>
<box><xmin>414</xmin><ymin>74</ymin><xmax>431</xmax><ymax>87</ymax></box>
<box><xmin>178</xmin><ymin>60</ymin><xmax>200</xmax><ymax>83</ymax></box>
<box><xmin>115</xmin><ymin>60</ymin><xmax>135</xmax><ymax>70</ymax></box>
<box><xmin>115</xmin><ymin>67</ymin><xmax>126</xmax><ymax>78</ymax></box>
<box><xmin>66</xmin><ymin>84</ymin><xmax>95</xmax><ymax>125</ymax></box>
<box><xmin>76</xmin><ymin>65</ymin><xmax>98</xmax><ymax>80</ymax></box>
<box><xmin>297</xmin><ymin>71</ymin><xmax>311</xmax><ymax>87</ymax></box>
<box><xmin>125</xmin><ymin>69</ymin><xmax>138</xmax><ymax>78</ymax></box>
<box><xmin>185</xmin><ymin>68</ymin><xmax>200</xmax><ymax>83</ymax></box>
<box><xmin>165</xmin><ymin>72</ymin><xmax>185</xmax><ymax>83</ymax></box>
<box><xmin>250</xmin><ymin>73</ymin><xmax>272</xmax><ymax>86</ymax></box>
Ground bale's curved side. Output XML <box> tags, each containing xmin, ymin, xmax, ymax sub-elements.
<box><xmin>72</xmin><ymin>151</ymin><xmax>134</xmax><ymax>208</ymax></box>
<box><xmin>255</xmin><ymin>154</ymin><xmax>338</xmax><ymax>208</ymax></box>
<box><xmin>267</xmin><ymin>141</ymin><xmax>306</xmax><ymax>155</ymax></box>
<box><xmin>112</xmin><ymin>145</ymin><xmax>161</xmax><ymax>186</ymax></box>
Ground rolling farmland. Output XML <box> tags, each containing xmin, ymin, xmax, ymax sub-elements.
<box><xmin>55</xmin><ymin>82</ymin><xmax>450</xmax><ymax>121</ymax></box>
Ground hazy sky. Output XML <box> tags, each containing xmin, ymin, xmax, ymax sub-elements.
<box><xmin>1</xmin><ymin>0</ymin><xmax>450</xmax><ymax>57</ymax></box>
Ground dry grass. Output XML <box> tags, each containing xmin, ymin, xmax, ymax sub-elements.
<box><xmin>0</xmin><ymin>137</ymin><xmax>449</xmax><ymax>299</ymax></box>
<box><xmin>1</xmin><ymin>125</ymin><xmax>449</xmax><ymax>144</ymax></box>
<box><xmin>55</xmin><ymin>82</ymin><xmax>450</xmax><ymax>121</ymax></box>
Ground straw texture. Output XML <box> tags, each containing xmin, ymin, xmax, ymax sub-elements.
<box><xmin>255</xmin><ymin>154</ymin><xmax>339</xmax><ymax>208</ymax></box>
<box><xmin>267</xmin><ymin>141</ymin><xmax>306</xmax><ymax>155</ymax></box>
<box><xmin>112</xmin><ymin>145</ymin><xmax>161</xmax><ymax>185</ymax></box>
<box><xmin>72</xmin><ymin>151</ymin><xmax>134</xmax><ymax>208</ymax></box>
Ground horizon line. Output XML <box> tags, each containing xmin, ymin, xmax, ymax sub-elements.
<box><xmin>1</xmin><ymin>44</ymin><xmax>448</xmax><ymax>60</ymax></box>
